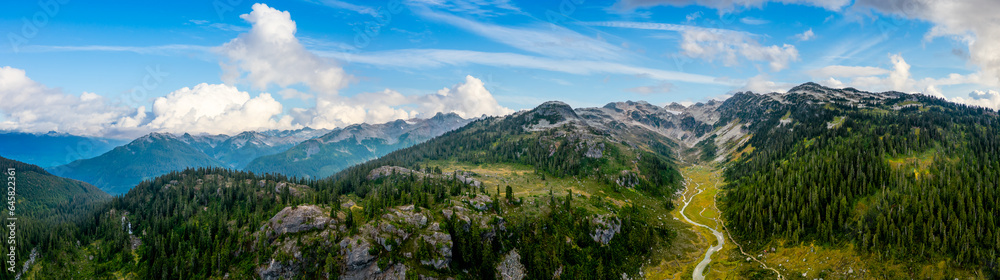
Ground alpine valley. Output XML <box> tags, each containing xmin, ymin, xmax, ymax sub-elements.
<box><xmin>4</xmin><ymin>83</ymin><xmax>999</xmax><ymax>279</ymax></box>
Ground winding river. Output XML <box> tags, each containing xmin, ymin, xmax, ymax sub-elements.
<box><xmin>680</xmin><ymin>186</ymin><xmax>725</xmax><ymax>280</ymax></box>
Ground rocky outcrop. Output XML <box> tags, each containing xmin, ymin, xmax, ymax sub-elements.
<box><xmin>590</xmin><ymin>215</ymin><xmax>621</xmax><ymax>245</ymax></box>
<box><xmin>465</xmin><ymin>195</ymin><xmax>493</xmax><ymax>211</ymax></box>
<box><xmin>265</xmin><ymin>205</ymin><xmax>332</xmax><ymax>240</ymax></box>
<box><xmin>341</xmin><ymin>236</ymin><xmax>376</xmax><ymax>271</ymax></box>
<box><xmin>419</xmin><ymin>223</ymin><xmax>453</xmax><ymax>270</ymax></box>
<box><xmin>341</xmin><ymin>262</ymin><xmax>408</xmax><ymax>280</ymax></box>
<box><xmin>496</xmin><ymin>250</ymin><xmax>526</xmax><ymax>280</ymax></box>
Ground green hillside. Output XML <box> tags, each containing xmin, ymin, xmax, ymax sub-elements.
<box><xmin>49</xmin><ymin>133</ymin><xmax>224</xmax><ymax>195</ymax></box>
<box><xmin>25</xmin><ymin>102</ymin><xmax>686</xmax><ymax>279</ymax></box>
<box><xmin>720</xmin><ymin>86</ymin><xmax>1000</xmax><ymax>277</ymax></box>
<box><xmin>0</xmin><ymin>156</ymin><xmax>109</xmax><ymax>280</ymax></box>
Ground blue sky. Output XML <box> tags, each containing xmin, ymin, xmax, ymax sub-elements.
<box><xmin>1</xmin><ymin>0</ymin><xmax>999</xmax><ymax>138</ymax></box>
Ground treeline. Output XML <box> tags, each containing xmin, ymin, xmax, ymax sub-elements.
<box><xmin>34</xmin><ymin>167</ymin><xmax>311</xmax><ymax>279</ymax></box>
<box><xmin>325</xmin><ymin>112</ymin><xmax>681</xmax><ymax>202</ymax></box>
<box><xmin>720</xmin><ymin>93</ymin><xmax>1000</xmax><ymax>274</ymax></box>
<box><xmin>366</xmin><ymin>172</ymin><xmax>672</xmax><ymax>280</ymax></box>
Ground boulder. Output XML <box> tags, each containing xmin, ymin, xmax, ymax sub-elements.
<box><xmin>496</xmin><ymin>250</ymin><xmax>526</xmax><ymax>280</ymax></box>
<box><xmin>265</xmin><ymin>205</ymin><xmax>332</xmax><ymax>240</ymax></box>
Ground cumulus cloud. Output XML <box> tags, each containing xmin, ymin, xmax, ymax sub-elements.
<box><xmin>147</xmin><ymin>83</ymin><xmax>296</xmax><ymax>135</ymax></box>
<box><xmin>680</xmin><ymin>28</ymin><xmax>799</xmax><ymax>71</ymax></box>
<box><xmin>736</xmin><ymin>74</ymin><xmax>794</xmax><ymax>93</ymax></box>
<box><xmin>625</xmin><ymin>82</ymin><xmax>673</xmax><ymax>94</ymax></box>
<box><xmin>302</xmin><ymin>75</ymin><xmax>512</xmax><ymax>128</ymax></box>
<box><xmin>854</xmin><ymin>0</ymin><xmax>1000</xmax><ymax>85</ymax></box>
<box><xmin>796</xmin><ymin>29</ymin><xmax>815</xmax><ymax>41</ymax></box>
<box><xmin>952</xmin><ymin>90</ymin><xmax>1000</xmax><ymax>110</ymax></box>
<box><xmin>0</xmin><ymin>66</ymin><xmax>136</xmax><ymax>136</ymax></box>
<box><xmin>614</xmin><ymin>0</ymin><xmax>852</xmax><ymax>12</ymax></box>
<box><xmin>819</xmin><ymin>53</ymin><xmax>986</xmax><ymax>94</ymax></box>
<box><xmin>217</xmin><ymin>3</ymin><xmax>352</xmax><ymax>96</ymax></box>
<box><xmin>413</xmin><ymin>75</ymin><xmax>514</xmax><ymax>118</ymax></box>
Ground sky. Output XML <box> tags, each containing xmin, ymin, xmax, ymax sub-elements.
<box><xmin>2</xmin><ymin>0</ymin><xmax>999</xmax><ymax>138</ymax></box>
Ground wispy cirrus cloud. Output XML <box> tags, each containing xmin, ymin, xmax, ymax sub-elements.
<box><xmin>21</xmin><ymin>44</ymin><xmax>212</xmax><ymax>55</ymax></box>
<box><xmin>302</xmin><ymin>0</ymin><xmax>379</xmax><ymax>16</ymax></box>
<box><xmin>315</xmin><ymin>48</ymin><xmax>732</xmax><ymax>85</ymax></box>
<box><xmin>405</xmin><ymin>0</ymin><xmax>522</xmax><ymax>17</ymax></box>
<box><xmin>740</xmin><ymin>17</ymin><xmax>770</xmax><ymax>25</ymax></box>
<box><xmin>613</xmin><ymin>0</ymin><xmax>851</xmax><ymax>12</ymax></box>
<box><xmin>410</xmin><ymin>6</ymin><xmax>628</xmax><ymax>61</ymax></box>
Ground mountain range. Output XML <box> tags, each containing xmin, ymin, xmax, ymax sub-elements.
<box><xmin>245</xmin><ymin>112</ymin><xmax>473</xmax><ymax>179</ymax></box>
<box><xmin>5</xmin><ymin>82</ymin><xmax>999</xmax><ymax>279</ymax></box>
<box><xmin>0</xmin><ymin>132</ymin><xmax>128</xmax><ymax>168</ymax></box>
<box><xmin>45</xmin><ymin>114</ymin><xmax>470</xmax><ymax>195</ymax></box>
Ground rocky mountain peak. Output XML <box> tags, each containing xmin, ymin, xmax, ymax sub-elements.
<box><xmin>530</xmin><ymin>101</ymin><xmax>579</xmax><ymax>121</ymax></box>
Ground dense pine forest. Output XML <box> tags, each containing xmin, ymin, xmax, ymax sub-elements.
<box><xmin>720</xmin><ymin>91</ymin><xmax>1000</xmax><ymax>275</ymax></box>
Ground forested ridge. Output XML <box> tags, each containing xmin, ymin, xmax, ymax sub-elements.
<box><xmin>15</xmin><ymin>83</ymin><xmax>1000</xmax><ymax>279</ymax></box>
<box><xmin>24</xmin><ymin>102</ymin><xmax>684</xmax><ymax>279</ymax></box>
<box><xmin>0</xmin><ymin>156</ymin><xmax>109</xmax><ymax>280</ymax></box>
<box><xmin>720</xmin><ymin>90</ymin><xmax>1000</xmax><ymax>275</ymax></box>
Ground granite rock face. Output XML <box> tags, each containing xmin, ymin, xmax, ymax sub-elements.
<box><xmin>590</xmin><ymin>215</ymin><xmax>621</xmax><ymax>245</ymax></box>
<box><xmin>265</xmin><ymin>205</ymin><xmax>332</xmax><ymax>240</ymax></box>
<box><xmin>496</xmin><ymin>250</ymin><xmax>526</xmax><ymax>280</ymax></box>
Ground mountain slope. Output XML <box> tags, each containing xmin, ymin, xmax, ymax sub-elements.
<box><xmin>29</xmin><ymin>101</ymin><xmax>688</xmax><ymax>280</ymax></box>
<box><xmin>0</xmin><ymin>132</ymin><xmax>128</xmax><ymax>167</ymax></box>
<box><xmin>245</xmin><ymin>112</ymin><xmax>473</xmax><ymax>179</ymax></box>
<box><xmin>0</xmin><ymin>156</ymin><xmax>109</xmax><ymax>278</ymax></box>
<box><xmin>715</xmin><ymin>83</ymin><xmax>999</xmax><ymax>276</ymax></box>
<box><xmin>21</xmin><ymin>83</ymin><xmax>1000</xmax><ymax>279</ymax></box>
<box><xmin>49</xmin><ymin>132</ymin><xmax>225</xmax><ymax>195</ymax></box>
<box><xmin>178</xmin><ymin>128</ymin><xmax>329</xmax><ymax>169</ymax></box>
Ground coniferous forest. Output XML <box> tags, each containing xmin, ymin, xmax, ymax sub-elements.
<box><xmin>721</xmin><ymin>93</ymin><xmax>1000</xmax><ymax>274</ymax></box>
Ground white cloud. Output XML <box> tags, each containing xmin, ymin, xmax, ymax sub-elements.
<box><xmin>315</xmin><ymin>48</ymin><xmax>731</xmax><ymax>85</ymax></box>
<box><xmin>412</xmin><ymin>6</ymin><xmax>626</xmax><ymax>61</ymax></box>
<box><xmin>741</xmin><ymin>17</ymin><xmax>770</xmax><ymax>25</ymax></box>
<box><xmin>807</xmin><ymin>65</ymin><xmax>890</xmax><ymax>78</ymax></box>
<box><xmin>277</xmin><ymin>88</ymin><xmax>314</xmax><ymax>100</ymax></box>
<box><xmin>686</xmin><ymin>11</ymin><xmax>703</xmax><ymax>22</ymax></box>
<box><xmin>825</xmin><ymin>54</ymin><xmax>985</xmax><ymax>94</ymax></box>
<box><xmin>810</xmin><ymin>54</ymin><xmax>1000</xmax><ymax>110</ymax></box>
<box><xmin>952</xmin><ymin>90</ymin><xmax>1000</xmax><ymax>110</ymax></box>
<box><xmin>735</xmin><ymin>74</ymin><xmax>794</xmax><ymax>93</ymax></box>
<box><xmin>854</xmin><ymin>0</ymin><xmax>1000</xmax><ymax>85</ymax></box>
<box><xmin>625</xmin><ymin>82</ymin><xmax>673</xmax><ymax>94</ymax></box>
<box><xmin>217</xmin><ymin>3</ymin><xmax>352</xmax><ymax>96</ymax></box>
<box><xmin>614</xmin><ymin>0</ymin><xmax>852</xmax><ymax>12</ymax></box>
<box><xmin>302</xmin><ymin>75</ymin><xmax>513</xmax><ymax>128</ymax></box>
<box><xmin>24</xmin><ymin>44</ymin><xmax>211</xmax><ymax>56</ymax></box>
<box><xmin>0</xmin><ymin>66</ymin><xmax>136</xmax><ymax>136</ymax></box>
<box><xmin>680</xmin><ymin>28</ymin><xmax>799</xmax><ymax>71</ymax></box>
<box><xmin>405</xmin><ymin>0</ymin><xmax>522</xmax><ymax>17</ymax></box>
<box><xmin>584</xmin><ymin>21</ymin><xmax>799</xmax><ymax>71</ymax></box>
<box><xmin>305</xmin><ymin>0</ymin><xmax>379</xmax><ymax>16</ymax></box>
<box><xmin>147</xmin><ymin>83</ymin><xmax>296</xmax><ymax>135</ymax></box>
<box><xmin>413</xmin><ymin>75</ymin><xmax>514</xmax><ymax>118</ymax></box>
<box><xmin>796</xmin><ymin>28</ymin><xmax>815</xmax><ymax>41</ymax></box>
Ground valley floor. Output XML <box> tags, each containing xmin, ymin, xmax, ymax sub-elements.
<box><xmin>644</xmin><ymin>164</ymin><xmax>985</xmax><ymax>280</ymax></box>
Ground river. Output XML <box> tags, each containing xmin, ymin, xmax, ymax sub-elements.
<box><xmin>680</xmin><ymin>186</ymin><xmax>725</xmax><ymax>280</ymax></box>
